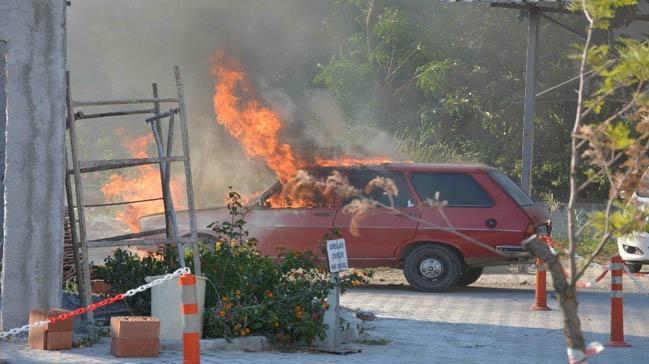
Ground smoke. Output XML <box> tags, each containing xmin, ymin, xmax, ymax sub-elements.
<box><xmin>68</xmin><ymin>0</ymin><xmax>403</xmax><ymax>211</ymax></box>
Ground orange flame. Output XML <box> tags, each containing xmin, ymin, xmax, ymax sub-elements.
<box><xmin>210</xmin><ymin>50</ymin><xmax>392</xmax><ymax>195</ymax></box>
<box><xmin>101</xmin><ymin>134</ymin><xmax>185</xmax><ymax>231</ymax></box>
<box><xmin>210</xmin><ymin>50</ymin><xmax>302</xmax><ymax>184</ymax></box>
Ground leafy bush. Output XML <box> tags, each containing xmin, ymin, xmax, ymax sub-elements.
<box><xmin>93</xmin><ymin>247</ymin><xmax>178</xmax><ymax>315</ymax></box>
<box><xmin>95</xmin><ymin>188</ymin><xmax>372</xmax><ymax>345</ymax></box>
<box><xmin>202</xmin><ymin>189</ymin><xmax>370</xmax><ymax>344</ymax></box>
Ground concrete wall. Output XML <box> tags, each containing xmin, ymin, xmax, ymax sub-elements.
<box><xmin>0</xmin><ymin>0</ymin><xmax>67</xmax><ymax>329</ymax></box>
<box><xmin>0</xmin><ymin>41</ymin><xmax>5</xmax><ymax>264</ymax></box>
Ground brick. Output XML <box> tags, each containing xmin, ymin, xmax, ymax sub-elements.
<box><xmin>111</xmin><ymin>316</ymin><xmax>160</xmax><ymax>339</ymax></box>
<box><xmin>29</xmin><ymin>331</ymin><xmax>72</xmax><ymax>350</ymax></box>
<box><xmin>111</xmin><ymin>337</ymin><xmax>159</xmax><ymax>357</ymax></box>
<box><xmin>29</xmin><ymin>309</ymin><xmax>73</xmax><ymax>332</ymax></box>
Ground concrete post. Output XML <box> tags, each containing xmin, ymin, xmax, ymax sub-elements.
<box><xmin>0</xmin><ymin>0</ymin><xmax>67</xmax><ymax>329</ymax></box>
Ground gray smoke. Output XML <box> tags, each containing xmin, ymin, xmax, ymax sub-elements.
<box><xmin>68</xmin><ymin>0</ymin><xmax>403</xmax><ymax>210</ymax></box>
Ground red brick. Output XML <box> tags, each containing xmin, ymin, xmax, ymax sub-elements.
<box><xmin>111</xmin><ymin>337</ymin><xmax>159</xmax><ymax>357</ymax></box>
<box><xmin>29</xmin><ymin>331</ymin><xmax>72</xmax><ymax>350</ymax></box>
<box><xmin>111</xmin><ymin>316</ymin><xmax>160</xmax><ymax>339</ymax></box>
<box><xmin>29</xmin><ymin>309</ymin><xmax>73</xmax><ymax>332</ymax></box>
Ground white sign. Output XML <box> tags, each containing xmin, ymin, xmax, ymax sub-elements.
<box><xmin>326</xmin><ymin>238</ymin><xmax>349</xmax><ymax>273</ymax></box>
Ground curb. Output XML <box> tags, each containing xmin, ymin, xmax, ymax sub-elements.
<box><xmin>161</xmin><ymin>336</ymin><xmax>268</xmax><ymax>352</ymax></box>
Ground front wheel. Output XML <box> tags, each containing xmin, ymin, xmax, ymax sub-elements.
<box><xmin>626</xmin><ymin>263</ymin><xmax>642</xmax><ymax>273</ymax></box>
<box><xmin>456</xmin><ymin>267</ymin><xmax>484</xmax><ymax>287</ymax></box>
<box><xmin>403</xmin><ymin>245</ymin><xmax>462</xmax><ymax>292</ymax></box>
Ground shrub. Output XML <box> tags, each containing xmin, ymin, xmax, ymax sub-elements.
<box><xmin>95</xmin><ymin>188</ymin><xmax>372</xmax><ymax>345</ymax></box>
<box><xmin>93</xmin><ymin>247</ymin><xmax>178</xmax><ymax>315</ymax></box>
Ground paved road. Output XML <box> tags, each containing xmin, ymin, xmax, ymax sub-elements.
<box><xmin>2</xmin><ymin>280</ymin><xmax>649</xmax><ymax>363</ymax></box>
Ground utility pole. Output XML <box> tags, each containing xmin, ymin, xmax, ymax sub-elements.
<box><xmin>521</xmin><ymin>7</ymin><xmax>539</xmax><ymax>194</ymax></box>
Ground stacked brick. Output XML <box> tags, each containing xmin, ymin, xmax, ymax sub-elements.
<box><xmin>28</xmin><ymin>309</ymin><xmax>73</xmax><ymax>350</ymax></box>
<box><xmin>110</xmin><ymin>316</ymin><xmax>160</xmax><ymax>357</ymax></box>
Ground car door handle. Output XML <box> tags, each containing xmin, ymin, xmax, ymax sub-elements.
<box><xmin>314</xmin><ymin>212</ymin><xmax>332</xmax><ymax>217</ymax></box>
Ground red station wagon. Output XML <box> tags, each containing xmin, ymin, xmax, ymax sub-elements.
<box><xmin>140</xmin><ymin>163</ymin><xmax>550</xmax><ymax>292</ymax></box>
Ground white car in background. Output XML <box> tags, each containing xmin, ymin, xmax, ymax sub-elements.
<box><xmin>617</xmin><ymin>170</ymin><xmax>649</xmax><ymax>273</ymax></box>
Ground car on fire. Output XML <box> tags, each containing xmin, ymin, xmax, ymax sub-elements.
<box><xmin>139</xmin><ymin>163</ymin><xmax>551</xmax><ymax>292</ymax></box>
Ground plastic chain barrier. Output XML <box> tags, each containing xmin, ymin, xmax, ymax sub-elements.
<box><xmin>622</xmin><ymin>264</ymin><xmax>649</xmax><ymax>297</ymax></box>
<box><xmin>0</xmin><ymin>267</ymin><xmax>191</xmax><ymax>340</ymax></box>
<box><xmin>538</xmin><ymin>235</ymin><xmax>610</xmax><ymax>288</ymax></box>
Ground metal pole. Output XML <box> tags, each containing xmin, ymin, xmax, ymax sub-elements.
<box><xmin>152</xmin><ymin>84</ymin><xmax>173</xmax><ymax>241</ymax></box>
<box><xmin>174</xmin><ymin>66</ymin><xmax>201</xmax><ymax>276</ymax></box>
<box><xmin>521</xmin><ymin>7</ymin><xmax>539</xmax><ymax>194</ymax></box>
<box><xmin>66</xmin><ymin>71</ymin><xmax>94</xmax><ymax>324</ymax></box>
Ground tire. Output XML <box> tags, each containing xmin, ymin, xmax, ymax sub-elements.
<box><xmin>403</xmin><ymin>244</ymin><xmax>462</xmax><ymax>292</ymax></box>
<box><xmin>626</xmin><ymin>263</ymin><xmax>642</xmax><ymax>273</ymax></box>
<box><xmin>456</xmin><ymin>267</ymin><xmax>484</xmax><ymax>287</ymax></box>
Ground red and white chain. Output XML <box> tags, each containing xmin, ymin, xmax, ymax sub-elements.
<box><xmin>0</xmin><ymin>267</ymin><xmax>190</xmax><ymax>340</ymax></box>
<box><xmin>538</xmin><ymin>235</ymin><xmax>610</xmax><ymax>288</ymax></box>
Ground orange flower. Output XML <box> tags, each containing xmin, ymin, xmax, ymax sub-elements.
<box><xmin>265</xmin><ymin>290</ymin><xmax>273</xmax><ymax>298</ymax></box>
<box><xmin>218</xmin><ymin>310</ymin><xmax>225</xmax><ymax>317</ymax></box>
<box><xmin>323</xmin><ymin>302</ymin><xmax>330</xmax><ymax>310</ymax></box>
<box><xmin>244</xmin><ymin>327</ymin><xmax>251</xmax><ymax>334</ymax></box>
<box><xmin>222</xmin><ymin>296</ymin><xmax>229</xmax><ymax>302</ymax></box>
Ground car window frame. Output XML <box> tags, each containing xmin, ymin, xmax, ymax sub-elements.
<box><xmin>341</xmin><ymin>168</ymin><xmax>416</xmax><ymax>209</ymax></box>
<box><xmin>409</xmin><ymin>172</ymin><xmax>495</xmax><ymax>208</ymax></box>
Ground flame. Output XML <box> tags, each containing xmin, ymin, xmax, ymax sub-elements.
<box><xmin>101</xmin><ymin>134</ymin><xmax>185</xmax><ymax>231</ymax></box>
<box><xmin>210</xmin><ymin>50</ymin><xmax>394</xmax><ymax>208</ymax></box>
<box><xmin>210</xmin><ymin>50</ymin><xmax>301</xmax><ymax>184</ymax></box>
<box><xmin>314</xmin><ymin>156</ymin><xmax>392</xmax><ymax>167</ymax></box>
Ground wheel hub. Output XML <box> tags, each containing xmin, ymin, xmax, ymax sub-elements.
<box><xmin>419</xmin><ymin>258</ymin><xmax>444</xmax><ymax>280</ymax></box>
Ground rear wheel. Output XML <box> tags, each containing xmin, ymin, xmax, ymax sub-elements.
<box><xmin>626</xmin><ymin>263</ymin><xmax>642</xmax><ymax>273</ymax></box>
<box><xmin>403</xmin><ymin>245</ymin><xmax>462</xmax><ymax>292</ymax></box>
<box><xmin>456</xmin><ymin>267</ymin><xmax>484</xmax><ymax>287</ymax></box>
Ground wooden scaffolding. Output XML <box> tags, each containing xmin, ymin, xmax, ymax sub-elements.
<box><xmin>65</xmin><ymin>66</ymin><xmax>201</xmax><ymax>324</ymax></box>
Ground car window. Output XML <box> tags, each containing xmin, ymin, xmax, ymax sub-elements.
<box><xmin>411</xmin><ymin>173</ymin><xmax>493</xmax><ymax>207</ymax></box>
<box><xmin>345</xmin><ymin>170</ymin><xmax>414</xmax><ymax>208</ymax></box>
<box><xmin>487</xmin><ymin>171</ymin><xmax>535</xmax><ymax>206</ymax></box>
<box><xmin>259</xmin><ymin>171</ymin><xmax>336</xmax><ymax>209</ymax></box>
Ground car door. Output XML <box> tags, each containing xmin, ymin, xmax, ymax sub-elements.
<box><xmin>246</xmin><ymin>182</ymin><xmax>337</xmax><ymax>258</ymax></box>
<box><xmin>411</xmin><ymin>172</ymin><xmax>529</xmax><ymax>257</ymax></box>
<box><xmin>334</xmin><ymin>169</ymin><xmax>419</xmax><ymax>264</ymax></box>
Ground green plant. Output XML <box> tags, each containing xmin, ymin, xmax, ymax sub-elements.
<box><xmin>93</xmin><ymin>247</ymin><xmax>178</xmax><ymax>315</ymax></box>
<box><xmin>201</xmin><ymin>191</ymin><xmax>371</xmax><ymax>345</ymax></box>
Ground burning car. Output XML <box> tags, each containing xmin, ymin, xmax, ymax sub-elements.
<box><xmin>140</xmin><ymin>162</ymin><xmax>550</xmax><ymax>292</ymax></box>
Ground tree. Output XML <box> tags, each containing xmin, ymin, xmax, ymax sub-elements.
<box><xmin>524</xmin><ymin>0</ymin><xmax>649</xmax><ymax>362</ymax></box>
<box><xmin>316</xmin><ymin>0</ymin><xmax>588</xmax><ymax>200</ymax></box>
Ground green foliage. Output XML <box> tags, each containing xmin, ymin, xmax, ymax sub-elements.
<box><xmin>93</xmin><ymin>248</ymin><xmax>177</xmax><ymax>315</ymax></box>
<box><xmin>569</xmin><ymin>0</ymin><xmax>638</xmax><ymax>29</ymax></box>
<box><xmin>202</xmin><ymin>191</ymin><xmax>371</xmax><ymax>344</ymax></box>
<box><xmin>94</xmin><ymin>190</ymin><xmax>372</xmax><ymax>345</ymax></box>
<box><xmin>316</xmin><ymin>0</ymin><xmax>583</xmax><ymax>199</ymax></box>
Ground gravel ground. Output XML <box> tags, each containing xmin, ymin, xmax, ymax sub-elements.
<box><xmin>2</xmin><ymin>266</ymin><xmax>649</xmax><ymax>363</ymax></box>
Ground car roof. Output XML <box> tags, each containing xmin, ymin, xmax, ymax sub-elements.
<box><xmin>311</xmin><ymin>162</ymin><xmax>495</xmax><ymax>174</ymax></box>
